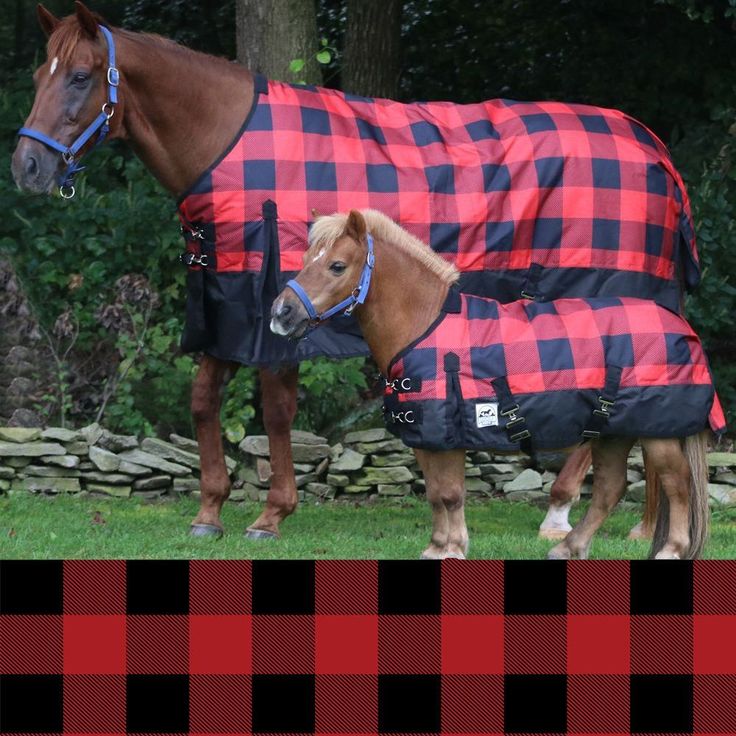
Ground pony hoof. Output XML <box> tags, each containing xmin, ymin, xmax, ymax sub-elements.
<box><xmin>546</xmin><ymin>545</ymin><xmax>572</xmax><ymax>560</ymax></box>
<box><xmin>627</xmin><ymin>522</ymin><xmax>652</xmax><ymax>540</ymax></box>
<box><xmin>190</xmin><ymin>523</ymin><xmax>223</xmax><ymax>538</ymax></box>
<box><xmin>245</xmin><ymin>528</ymin><xmax>279</xmax><ymax>541</ymax></box>
<box><xmin>538</xmin><ymin>528</ymin><xmax>570</xmax><ymax>541</ymax></box>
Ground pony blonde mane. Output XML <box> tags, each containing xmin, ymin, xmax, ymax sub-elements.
<box><xmin>309</xmin><ymin>210</ymin><xmax>459</xmax><ymax>286</ymax></box>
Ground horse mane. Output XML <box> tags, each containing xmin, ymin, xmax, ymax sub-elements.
<box><xmin>309</xmin><ymin>210</ymin><xmax>460</xmax><ymax>286</ymax></box>
<box><xmin>48</xmin><ymin>15</ymin><xmax>228</xmax><ymax>68</ymax></box>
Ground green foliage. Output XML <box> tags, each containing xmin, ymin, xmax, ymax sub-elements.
<box><xmin>295</xmin><ymin>357</ymin><xmax>368</xmax><ymax>432</ymax></box>
<box><xmin>221</xmin><ymin>368</ymin><xmax>258</xmax><ymax>445</ymax></box>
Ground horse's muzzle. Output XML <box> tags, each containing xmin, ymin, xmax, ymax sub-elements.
<box><xmin>11</xmin><ymin>139</ymin><xmax>58</xmax><ymax>195</ymax></box>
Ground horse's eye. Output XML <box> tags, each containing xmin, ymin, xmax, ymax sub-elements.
<box><xmin>71</xmin><ymin>72</ymin><xmax>90</xmax><ymax>86</ymax></box>
<box><xmin>329</xmin><ymin>262</ymin><xmax>346</xmax><ymax>275</ymax></box>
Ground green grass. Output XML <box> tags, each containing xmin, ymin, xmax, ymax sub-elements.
<box><xmin>1</xmin><ymin>493</ymin><xmax>735</xmax><ymax>559</ymax></box>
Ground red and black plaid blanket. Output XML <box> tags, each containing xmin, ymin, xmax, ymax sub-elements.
<box><xmin>384</xmin><ymin>290</ymin><xmax>725</xmax><ymax>450</ymax></box>
<box><xmin>1</xmin><ymin>560</ymin><xmax>734</xmax><ymax>735</ymax></box>
<box><xmin>177</xmin><ymin>76</ymin><xmax>698</xmax><ymax>365</ymax></box>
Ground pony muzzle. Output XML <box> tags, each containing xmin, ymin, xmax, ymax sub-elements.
<box><xmin>270</xmin><ymin>292</ymin><xmax>311</xmax><ymax>339</ymax></box>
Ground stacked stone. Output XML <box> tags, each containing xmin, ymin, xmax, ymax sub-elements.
<box><xmin>326</xmin><ymin>428</ymin><xmax>417</xmax><ymax>499</ymax></box>
<box><xmin>237</xmin><ymin>430</ymin><xmax>332</xmax><ymax>502</ymax></box>
<box><xmin>0</xmin><ymin>425</ymin><xmax>236</xmax><ymax>498</ymax></box>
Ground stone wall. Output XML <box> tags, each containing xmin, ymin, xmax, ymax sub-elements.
<box><xmin>1</xmin><ymin>424</ymin><xmax>735</xmax><ymax>507</ymax></box>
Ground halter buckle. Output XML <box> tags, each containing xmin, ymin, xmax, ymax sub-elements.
<box><xmin>107</xmin><ymin>67</ymin><xmax>120</xmax><ymax>86</ymax></box>
<box><xmin>62</xmin><ymin>150</ymin><xmax>75</xmax><ymax>165</ymax></box>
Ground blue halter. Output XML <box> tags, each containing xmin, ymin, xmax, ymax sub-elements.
<box><xmin>18</xmin><ymin>24</ymin><xmax>119</xmax><ymax>199</ymax></box>
<box><xmin>286</xmin><ymin>234</ymin><xmax>375</xmax><ymax>327</ymax></box>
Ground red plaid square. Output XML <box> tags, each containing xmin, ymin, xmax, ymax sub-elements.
<box><xmin>567</xmin><ymin>615</ymin><xmax>630</xmax><ymax>675</ymax></box>
<box><xmin>315</xmin><ymin>615</ymin><xmax>378</xmax><ymax>674</ymax></box>
<box><xmin>190</xmin><ymin>560</ymin><xmax>251</xmax><ymax>614</ymax></box>
<box><xmin>441</xmin><ymin>615</ymin><xmax>504</xmax><ymax>674</ymax></box>
<box><xmin>694</xmin><ymin>616</ymin><xmax>736</xmax><ymax>674</ymax></box>
<box><xmin>441</xmin><ymin>561</ymin><xmax>504</xmax><ymax>614</ymax></box>
<box><xmin>189</xmin><ymin>614</ymin><xmax>252</xmax><ymax>675</ymax></box>
<box><xmin>63</xmin><ymin>561</ymin><xmax>125</xmax><ymax>614</ymax></box>
<box><xmin>315</xmin><ymin>561</ymin><xmax>378</xmax><ymax>614</ymax></box>
<box><xmin>63</xmin><ymin>615</ymin><xmax>126</xmax><ymax>675</ymax></box>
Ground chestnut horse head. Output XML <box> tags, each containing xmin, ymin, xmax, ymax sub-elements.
<box><xmin>271</xmin><ymin>210</ymin><xmax>374</xmax><ymax>340</ymax></box>
<box><xmin>12</xmin><ymin>2</ymin><xmax>122</xmax><ymax>197</ymax></box>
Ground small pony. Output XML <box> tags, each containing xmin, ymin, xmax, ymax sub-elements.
<box><xmin>271</xmin><ymin>210</ymin><xmax>725</xmax><ymax>560</ymax></box>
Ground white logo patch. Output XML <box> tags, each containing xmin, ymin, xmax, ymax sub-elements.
<box><xmin>50</xmin><ymin>57</ymin><xmax>59</xmax><ymax>76</ymax></box>
<box><xmin>475</xmin><ymin>402</ymin><xmax>499</xmax><ymax>428</ymax></box>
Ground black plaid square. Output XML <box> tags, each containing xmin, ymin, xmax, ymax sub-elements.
<box><xmin>0</xmin><ymin>560</ymin><xmax>63</xmax><ymax>614</ymax></box>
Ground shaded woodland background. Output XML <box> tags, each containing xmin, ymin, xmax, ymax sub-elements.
<box><xmin>1</xmin><ymin>0</ymin><xmax>735</xmax><ymax>442</ymax></box>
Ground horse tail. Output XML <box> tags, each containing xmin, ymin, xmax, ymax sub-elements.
<box><xmin>685</xmin><ymin>431</ymin><xmax>711</xmax><ymax>559</ymax></box>
<box><xmin>648</xmin><ymin>431</ymin><xmax>710</xmax><ymax>559</ymax></box>
<box><xmin>641</xmin><ymin>453</ymin><xmax>659</xmax><ymax>537</ymax></box>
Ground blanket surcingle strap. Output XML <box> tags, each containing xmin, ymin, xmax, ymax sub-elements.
<box><xmin>383</xmin><ymin>290</ymin><xmax>726</xmax><ymax>452</ymax></box>
<box><xmin>177</xmin><ymin>75</ymin><xmax>698</xmax><ymax>366</ymax></box>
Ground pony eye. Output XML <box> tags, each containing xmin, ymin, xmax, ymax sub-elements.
<box><xmin>71</xmin><ymin>72</ymin><xmax>90</xmax><ymax>86</ymax></box>
<box><xmin>329</xmin><ymin>261</ymin><xmax>346</xmax><ymax>275</ymax></box>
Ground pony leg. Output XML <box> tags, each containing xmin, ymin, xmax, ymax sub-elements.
<box><xmin>414</xmin><ymin>448</ymin><xmax>468</xmax><ymax>559</ymax></box>
<box><xmin>628</xmin><ymin>447</ymin><xmax>656</xmax><ymax>540</ymax></box>
<box><xmin>642</xmin><ymin>436</ymin><xmax>705</xmax><ymax>559</ymax></box>
<box><xmin>548</xmin><ymin>436</ymin><xmax>634</xmax><ymax>560</ymax></box>
<box><xmin>538</xmin><ymin>443</ymin><xmax>592</xmax><ymax>540</ymax></box>
<box><xmin>191</xmin><ymin>355</ymin><xmax>239</xmax><ymax>536</ymax></box>
<box><xmin>245</xmin><ymin>366</ymin><xmax>299</xmax><ymax>539</ymax></box>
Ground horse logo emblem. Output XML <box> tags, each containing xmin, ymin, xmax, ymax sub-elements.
<box><xmin>475</xmin><ymin>402</ymin><xmax>499</xmax><ymax>428</ymax></box>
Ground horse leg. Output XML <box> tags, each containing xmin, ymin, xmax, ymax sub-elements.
<box><xmin>627</xmin><ymin>447</ymin><xmax>656</xmax><ymax>540</ymax></box>
<box><xmin>640</xmin><ymin>438</ymin><xmax>691</xmax><ymax>559</ymax></box>
<box><xmin>190</xmin><ymin>355</ymin><xmax>239</xmax><ymax>536</ymax></box>
<box><xmin>414</xmin><ymin>448</ymin><xmax>468</xmax><ymax>559</ymax></box>
<box><xmin>245</xmin><ymin>366</ymin><xmax>299</xmax><ymax>539</ymax></box>
<box><xmin>538</xmin><ymin>443</ymin><xmax>591</xmax><ymax>540</ymax></box>
<box><xmin>547</xmin><ymin>436</ymin><xmax>634</xmax><ymax>560</ymax></box>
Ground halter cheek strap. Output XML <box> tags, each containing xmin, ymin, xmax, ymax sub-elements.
<box><xmin>18</xmin><ymin>24</ymin><xmax>119</xmax><ymax>198</ymax></box>
<box><xmin>286</xmin><ymin>233</ymin><xmax>375</xmax><ymax>327</ymax></box>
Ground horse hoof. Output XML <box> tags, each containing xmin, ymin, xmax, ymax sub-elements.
<box><xmin>538</xmin><ymin>528</ymin><xmax>570</xmax><ymax>541</ymax></box>
<box><xmin>245</xmin><ymin>528</ymin><xmax>279</xmax><ymax>541</ymax></box>
<box><xmin>190</xmin><ymin>523</ymin><xmax>223</xmax><ymax>538</ymax></box>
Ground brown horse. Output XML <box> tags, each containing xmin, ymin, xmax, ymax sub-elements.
<box><xmin>12</xmin><ymin>3</ymin><xmax>655</xmax><ymax>540</ymax></box>
<box><xmin>271</xmin><ymin>209</ymin><xmax>712</xmax><ymax>559</ymax></box>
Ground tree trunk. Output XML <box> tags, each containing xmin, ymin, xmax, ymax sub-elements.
<box><xmin>236</xmin><ymin>0</ymin><xmax>321</xmax><ymax>84</ymax></box>
<box><xmin>343</xmin><ymin>0</ymin><xmax>402</xmax><ymax>98</ymax></box>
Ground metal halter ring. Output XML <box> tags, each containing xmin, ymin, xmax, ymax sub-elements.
<box><xmin>60</xmin><ymin>185</ymin><xmax>76</xmax><ymax>199</ymax></box>
<box><xmin>102</xmin><ymin>102</ymin><xmax>115</xmax><ymax>119</ymax></box>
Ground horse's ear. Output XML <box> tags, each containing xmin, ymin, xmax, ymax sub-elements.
<box><xmin>345</xmin><ymin>210</ymin><xmax>367</xmax><ymax>243</ymax></box>
<box><xmin>37</xmin><ymin>5</ymin><xmax>60</xmax><ymax>38</ymax></box>
<box><xmin>75</xmin><ymin>1</ymin><xmax>99</xmax><ymax>38</ymax></box>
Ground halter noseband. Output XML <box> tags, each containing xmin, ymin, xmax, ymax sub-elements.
<box><xmin>286</xmin><ymin>233</ymin><xmax>375</xmax><ymax>328</ymax></box>
<box><xmin>18</xmin><ymin>25</ymin><xmax>119</xmax><ymax>199</ymax></box>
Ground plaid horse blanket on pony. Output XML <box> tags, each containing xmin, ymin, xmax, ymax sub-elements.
<box><xmin>178</xmin><ymin>75</ymin><xmax>698</xmax><ymax>365</ymax></box>
<box><xmin>383</xmin><ymin>289</ymin><xmax>725</xmax><ymax>451</ymax></box>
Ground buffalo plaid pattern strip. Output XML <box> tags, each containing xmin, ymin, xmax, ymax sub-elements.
<box><xmin>179</xmin><ymin>76</ymin><xmax>698</xmax><ymax>295</ymax></box>
<box><xmin>1</xmin><ymin>560</ymin><xmax>735</xmax><ymax>736</ymax></box>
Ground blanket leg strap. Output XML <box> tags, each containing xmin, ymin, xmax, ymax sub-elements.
<box><xmin>491</xmin><ymin>376</ymin><xmax>532</xmax><ymax>452</ymax></box>
<box><xmin>581</xmin><ymin>364</ymin><xmax>623</xmax><ymax>440</ymax></box>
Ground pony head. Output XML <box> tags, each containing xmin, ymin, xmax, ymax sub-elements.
<box><xmin>271</xmin><ymin>210</ymin><xmax>370</xmax><ymax>339</ymax></box>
